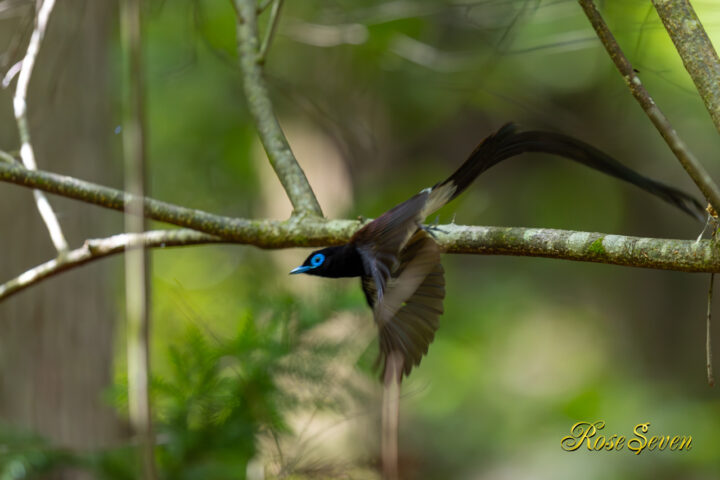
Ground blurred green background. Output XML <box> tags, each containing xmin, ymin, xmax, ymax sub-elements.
<box><xmin>2</xmin><ymin>0</ymin><xmax>720</xmax><ymax>478</ymax></box>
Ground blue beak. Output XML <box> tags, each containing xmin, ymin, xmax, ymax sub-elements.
<box><xmin>290</xmin><ymin>265</ymin><xmax>312</xmax><ymax>275</ymax></box>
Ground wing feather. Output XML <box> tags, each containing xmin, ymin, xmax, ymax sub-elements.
<box><xmin>361</xmin><ymin>230</ymin><xmax>446</xmax><ymax>379</ymax></box>
<box><xmin>354</xmin><ymin>192</ymin><xmax>431</xmax><ymax>301</ymax></box>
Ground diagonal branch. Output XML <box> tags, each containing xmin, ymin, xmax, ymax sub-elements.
<box><xmin>651</xmin><ymin>0</ymin><xmax>720</xmax><ymax>136</ymax></box>
<box><xmin>258</xmin><ymin>0</ymin><xmax>284</xmax><ymax>64</ymax></box>
<box><xmin>578</xmin><ymin>0</ymin><xmax>720</xmax><ymax>215</ymax></box>
<box><xmin>0</xmin><ymin>160</ymin><xmax>300</xmax><ymax>244</ymax></box>
<box><xmin>0</xmin><ymin>230</ymin><xmax>222</xmax><ymax>301</ymax></box>
<box><xmin>10</xmin><ymin>0</ymin><xmax>69</xmax><ymax>253</ymax></box>
<box><xmin>0</xmin><ymin>149</ymin><xmax>18</xmax><ymax>164</ymax></box>
<box><xmin>234</xmin><ymin>0</ymin><xmax>323</xmax><ymax>217</ymax></box>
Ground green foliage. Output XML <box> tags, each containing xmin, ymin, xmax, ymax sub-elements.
<box><xmin>0</xmin><ymin>427</ymin><xmax>78</xmax><ymax>480</ymax></box>
<box><xmin>150</xmin><ymin>322</ymin><xmax>286</xmax><ymax>479</ymax></box>
<box><xmin>137</xmin><ymin>295</ymin><xmax>350</xmax><ymax>480</ymax></box>
<box><xmin>1</xmin><ymin>286</ymin><xmax>356</xmax><ymax>479</ymax></box>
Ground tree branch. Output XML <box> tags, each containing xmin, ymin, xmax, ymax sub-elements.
<box><xmin>0</xmin><ymin>149</ymin><xmax>18</xmax><ymax>164</ymax></box>
<box><xmin>0</xmin><ymin>230</ymin><xmax>222</xmax><ymax>301</ymax></box>
<box><xmin>234</xmin><ymin>0</ymin><xmax>323</xmax><ymax>217</ymax></box>
<box><xmin>0</xmin><ymin>160</ymin><xmax>326</xmax><ymax>245</ymax></box>
<box><xmin>707</xmin><ymin>273</ymin><xmax>715</xmax><ymax>386</ymax></box>
<box><xmin>651</xmin><ymin>0</ymin><xmax>720</xmax><ymax>136</ymax></box>
<box><xmin>257</xmin><ymin>0</ymin><xmax>273</xmax><ymax>14</ymax></box>
<box><xmin>258</xmin><ymin>0</ymin><xmax>283</xmax><ymax>64</ymax></box>
<box><xmin>578</xmin><ymin>0</ymin><xmax>720</xmax><ymax>215</ymax></box>
<box><xmin>1</xmin><ymin>160</ymin><xmax>719</xmax><ymax>302</ymax></box>
<box><xmin>10</xmin><ymin>0</ymin><xmax>69</xmax><ymax>253</ymax></box>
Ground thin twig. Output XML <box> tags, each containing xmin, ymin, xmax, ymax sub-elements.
<box><xmin>651</xmin><ymin>0</ymin><xmax>720</xmax><ymax>136</ymax></box>
<box><xmin>0</xmin><ymin>149</ymin><xmax>17</xmax><ymax>163</ymax></box>
<box><xmin>707</xmin><ymin>273</ymin><xmax>715</xmax><ymax>386</ymax></box>
<box><xmin>257</xmin><ymin>0</ymin><xmax>273</xmax><ymax>13</ymax></box>
<box><xmin>234</xmin><ymin>0</ymin><xmax>323</xmax><ymax>217</ymax></box>
<box><xmin>258</xmin><ymin>0</ymin><xmax>283</xmax><ymax>64</ymax></box>
<box><xmin>2</xmin><ymin>60</ymin><xmax>22</xmax><ymax>87</ymax></box>
<box><xmin>12</xmin><ymin>0</ymin><xmax>68</xmax><ymax>254</ymax></box>
<box><xmin>1</xmin><ymin>162</ymin><xmax>720</xmax><ymax>273</ymax></box>
<box><xmin>578</xmin><ymin>0</ymin><xmax>720</xmax><ymax>215</ymax></box>
<box><xmin>0</xmin><ymin>4</ymin><xmax>33</xmax><ymax>78</ymax></box>
<box><xmin>0</xmin><ymin>230</ymin><xmax>221</xmax><ymax>301</ymax></box>
<box><xmin>121</xmin><ymin>0</ymin><xmax>156</xmax><ymax>476</ymax></box>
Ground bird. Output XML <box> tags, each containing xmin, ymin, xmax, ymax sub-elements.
<box><xmin>290</xmin><ymin>123</ymin><xmax>705</xmax><ymax>380</ymax></box>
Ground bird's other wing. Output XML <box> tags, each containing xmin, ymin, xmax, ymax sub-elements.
<box><xmin>362</xmin><ymin>230</ymin><xmax>445</xmax><ymax>379</ymax></box>
<box><xmin>353</xmin><ymin>191</ymin><xmax>429</xmax><ymax>301</ymax></box>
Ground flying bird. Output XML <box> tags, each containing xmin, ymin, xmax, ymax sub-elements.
<box><xmin>290</xmin><ymin>123</ymin><xmax>704</xmax><ymax>379</ymax></box>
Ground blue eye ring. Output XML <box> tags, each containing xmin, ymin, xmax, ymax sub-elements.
<box><xmin>311</xmin><ymin>253</ymin><xmax>325</xmax><ymax>267</ymax></box>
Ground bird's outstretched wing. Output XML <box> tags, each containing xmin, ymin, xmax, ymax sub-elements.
<box><xmin>361</xmin><ymin>230</ymin><xmax>445</xmax><ymax>379</ymax></box>
<box><xmin>351</xmin><ymin>121</ymin><xmax>704</xmax><ymax>379</ymax></box>
<box><xmin>353</xmin><ymin>192</ymin><xmax>430</xmax><ymax>302</ymax></box>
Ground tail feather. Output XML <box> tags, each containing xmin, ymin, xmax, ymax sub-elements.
<box><xmin>436</xmin><ymin>123</ymin><xmax>705</xmax><ymax>221</ymax></box>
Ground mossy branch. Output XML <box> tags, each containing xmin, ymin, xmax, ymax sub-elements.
<box><xmin>1</xmin><ymin>161</ymin><xmax>719</xmax><ymax>302</ymax></box>
<box><xmin>0</xmin><ymin>230</ymin><xmax>221</xmax><ymax>301</ymax></box>
<box><xmin>652</xmin><ymin>0</ymin><xmax>720</xmax><ymax>136</ymax></box>
<box><xmin>234</xmin><ymin>0</ymin><xmax>323</xmax><ymax>217</ymax></box>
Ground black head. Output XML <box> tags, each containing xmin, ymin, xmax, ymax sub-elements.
<box><xmin>290</xmin><ymin>245</ymin><xmax>364</xmax><ymax>278</ymax></box>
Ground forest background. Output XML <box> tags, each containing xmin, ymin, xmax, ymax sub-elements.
<box><xmin>1</xmin><ymin>0</ymin><xmax>719</xmax><ymax>479</ymax></box>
